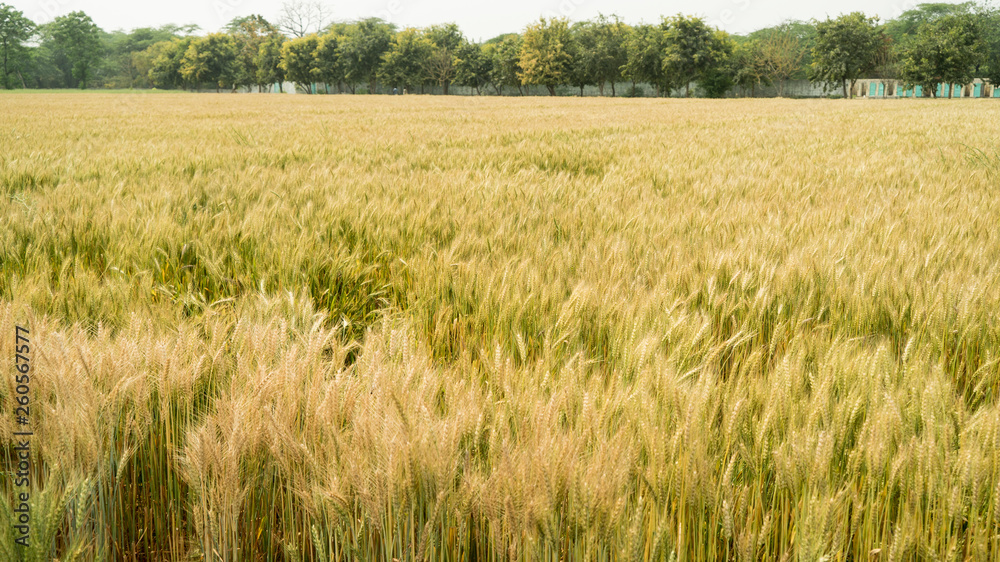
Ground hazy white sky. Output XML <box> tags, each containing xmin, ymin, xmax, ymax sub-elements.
<box><xmin>9</xmin><ymin>0</ymin><xmax>962</xmax><ymax>41</ymax></box>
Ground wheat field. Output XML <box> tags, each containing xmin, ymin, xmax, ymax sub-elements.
<box><xmin>1</xmin><ymin>93</ymin><xmax>999</xmax><ymax>561</ymax></box>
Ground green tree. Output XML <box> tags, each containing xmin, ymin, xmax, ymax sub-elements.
<box><xmin>338</xmin><ymin>18</ymin><xmax>395</xmax><ymax>92</ymax></box>
<box><xmin>979</xmin><ymin>6</ymin><xmax>1000</xmax><ymax>88</ymax></box>
<box><xmin>697</xmin><ymin>31</ymin><xmax>735</xmax><ymax>97</ymax></box>
<box><xmin>568</xmin><ymin>20</ymin><xmax>597</xmax><ymax>96</ymax></box>
<box><xmin>660</xmin><ymin>14</ymin><xmax>729</xmax><ymax>97</ymax></box>
<box><xmin>280</xmin><ymin>34</ymin><xmax>319</xmax><ymax>92</ymax></box>
<box><xmin>378</xmin><ymin>27</ymin><xmax>432</xmax><ymax>92</ymax></box>
<box><xmin>518</xmin><ymin>17</ymin><xmax>573</xmax><ymax>96</ymax></box>
<box><xmin>0</xmin><ymin>3</ymin><xmax>34</xmax><ymax>89</ymax></box>
<box><xmin>181</xmin><ymin>33</ymin><xmax>239</xmax><ymax>92</ymax></box>
<box><xmin>885</xmin><ymin>2</ymin><xmax>975</xmax><ymax>42</ymax></box>
<box><xmin>255</xmin><ymin>33</ymin><xmax>286</xmax><ymax>92</ymax></box>
<box><xmin>423</xmin><ymin>24</ymin><xmax>463</xmax><ymax>94</ymax></box>
<box><xmin>455</xmin><ymin>40</ymin><xmax>491</xmax><ymax>95</ymax></box>
<box><xmin>810</xmin><ymin>12</ymin><xmax>885</xmax><ymax>98</ymax></box>
<box><xmin>46</xmin><ymin>11</ymin><xmax>103</xmax><ymax>88</ymax></box>
<box><xmin>622</xmin><ymin>24</ymin><xmax>665</xmax><ymax>95</ymax></box>
<box><xmin>899</xmin><ymin>14</ymin><xmax>984</xmax><ymax>98</ymax></box>
<box><xmin>147</xmin><ymin>37</ymin><xmax>194</xmax><ymax>89</ymax></box>
<box><xmin>227</xmin><ymin>15</ymin><xmax>277</xmax><ymax>91</ymax></box>
<box><xmin>312</xmin><ymin>31</ymin><xmax>343</xmax><ymax>93</ymax></box>
<box><xmin>729</xmin><ymin>39</ymin><xmax>772</xmax><ymax>96</ymax></box>
<box><xmin>109</xmin><ymin>26</ymin><xmax>189</xmax><ymax>89</ymax></box>
<box><xmin>591</xmin><ymin>14</ymin><xmax>629</xmax><ymax>96</ymax></box>
<box><xmin>484</xmin><ymin>33</ymin><xmax>522</xmax><ymax>95</ymax></box>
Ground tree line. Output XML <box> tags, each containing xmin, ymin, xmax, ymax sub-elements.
<box><xmin>1</xmin><ymin>1</ymin><xmax>998</xmax><ymax>98</ymax></box>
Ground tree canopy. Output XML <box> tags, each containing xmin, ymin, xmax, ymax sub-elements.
<box><xmin>0</xmin><ymin>3</ymin><xmax>34</xmax><ymax>88</ymax></box>
<box><xmin>518</xmin><ymin>18</ymin><xmax>573</xmax><ymax>96</ymax></box>
<box><xmin>5</xmin><ymin>3</ymin><xmax>1000</xmax><ymax>97</ymax></box>
<box><xmin>899</xmin><ymin>13</ymin><xmax>984</xmax><ymax>97</ymax></box>
<box><xmin>810</xmin><ymin>12</ymin><xmax>885</xmax><ymax>98</ymax></box>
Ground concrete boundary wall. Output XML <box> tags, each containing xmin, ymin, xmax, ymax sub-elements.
<box><xmin>239</xmin><ymin>79</ymin><xmax>997</xmax><ymax>99</ymax></box>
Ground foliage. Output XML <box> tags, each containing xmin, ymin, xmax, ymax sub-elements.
<box><xmin>759</xmin><ymin>30</ymin><xmax>806</xmax><ymax>96</ymax></box>
<box><xmin>147</xmin><ymin>37</ymin><xmax>194</xmax><ymax>89</ymax></box>
<box><xmin>622</xmin><ymin>24</ymin><xmax>665</xmax><ymax>94</ymax></box>
<box><xmin>378</xmin><ymin>28</ymin><xmax>432</xmax><ymax>91</ymax></box>
<box><xmin>0</xmin><ymin>4</ymin><xmax>34</xmax><ymax>89</ymax></box>
<box><xmin>255</xmin><ymin>32</ymin><xmax>286</xmax><ymax>91</ymax></box>
<box><xmin>102</xmin><ymin>26</ymin><xmax>188</xmax><ymax>89</ymax></box>
<box><xmin>454</xmin><ymin>40</ymin><xmax>491</xmax><ymax>94</ymax></box>
<box><xmin>423</xmin><ymin>23</ymin><xmax>463</xmax><ymax>94</ymax></box>
<box><xmin>589</xmin><ymin>15</ymin><xmax>630</xmax><ymax>96</ymax></box>
<box><xmin>809</xmin><ymin>12</ymin><xmax>885</xmax><ymax>98</ymax></box>
<box><xmin>660</xmin><ymin>14</ymin><xmax>732</xmax><ymax>97</ymax></box>
<box><xmin>180</xmin><ymin>33</ymin><xmax>240</xmax><ymax>92</ymax></box>
<box><xmin>279</xmin><ymin>34</ymin><xmax>320</xmax><ymax>92</ymax></box>
<box><xmin>4</xmin><ymin>6</ymin><xmax>1000</xmax><ymax>97</ymax></box>
<box><xmin>43</xmin><ymin>11</ymin><xmax>103</xmax><ymax>89</ymax></box>
<box><xmin>311</xmin><ymin>31</ymin><xmax>344</xmax><ymax>92</ymax></box>
<box><xmin>973</xmin><ymin>4</ymin><xmax>1000</xmax><ymax>86</ymax></box>
<box><xmin>227</xmin><ymin>15</ymin><xmax>277</xmax><ymax>91</ymax></box>
<box><xmin>729</xmin><ymin>39</ymin><xmax>772</xmax><ymax>96</ymax></box>
<box><xmin>337</xmin><ymin>18</ymin><xmax>395</xmax><ymax>92</ymax></box>
<box><xmin>484</xmin><ymin>33</ymin><xmax>523</xmax><ymax>95</ymax></box>
<box><xmin>885</xmin><ymin>2</ymin><xmax>976</xmax><ymax>41</ymax></box>
<box><xmin>568</xmin><ymin>20</ymin><xmax>598</xmax><ymax>95</ymax></box>
<box><xmin>748</xmin><ymin>20</ymin><xmax>817</xmax><ymax>78</ymax></box>
<box><xmin>518</xmin><ymin>17</ymin><xmax>573</xmax><ymax>96</ymax></box>
<box><xmin>899</xmin><ymin>14</ymin><xmax>985</xmax><ymax>97</ymax></box>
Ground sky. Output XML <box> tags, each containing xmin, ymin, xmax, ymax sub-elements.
<box><xmin>8</xmin><ymin>0</ymin><xmax>967</xmax><ymax>41</ymax></box>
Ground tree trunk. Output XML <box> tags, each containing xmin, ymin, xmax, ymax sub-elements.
<box><xmin>685</xmin><ymin>82</ymin><xmax>690</xmax><ymax>97</ymax></box>
<box><xmin>443</xmin><ymin>81</ymin><xmax>449</xmax><ymax>95</ymax></box>
<box><xmin>611</xmin><ymin>82</ymin><xmax>616</xmax><ymax>97</ymax></box>
<box><xmin>844</xmin><ymin>79</ymin><xmax>849</xmax><ymax>99</ymax></box>
<box><xmin>17</xmin><ymin>70</ymin><xmax>25</xmax><ymax>89</ymax></box>
<box><xmin>517</xmin><ymin>85</ymin><xmax>523</xmax><ymax>96</ymax></box>
<box><xmin>547</xmin><ymin>84</ymin><xmax>556</xmax><ymax>96</ymax></box>
<box><xmin>579</xmin><ymin>85</ymin><xmax>584</xmax><ymax>97</ymax></box>
<box><xmin>948</xmin><ymin>84</ymin><xmax>953</xmax><ymax>99</ymax></box>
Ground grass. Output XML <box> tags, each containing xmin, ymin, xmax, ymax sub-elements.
<box><xmin>1</xmin><ymin>93</ymin><xmax>1000</xmax><ymax>560</ymax></box>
